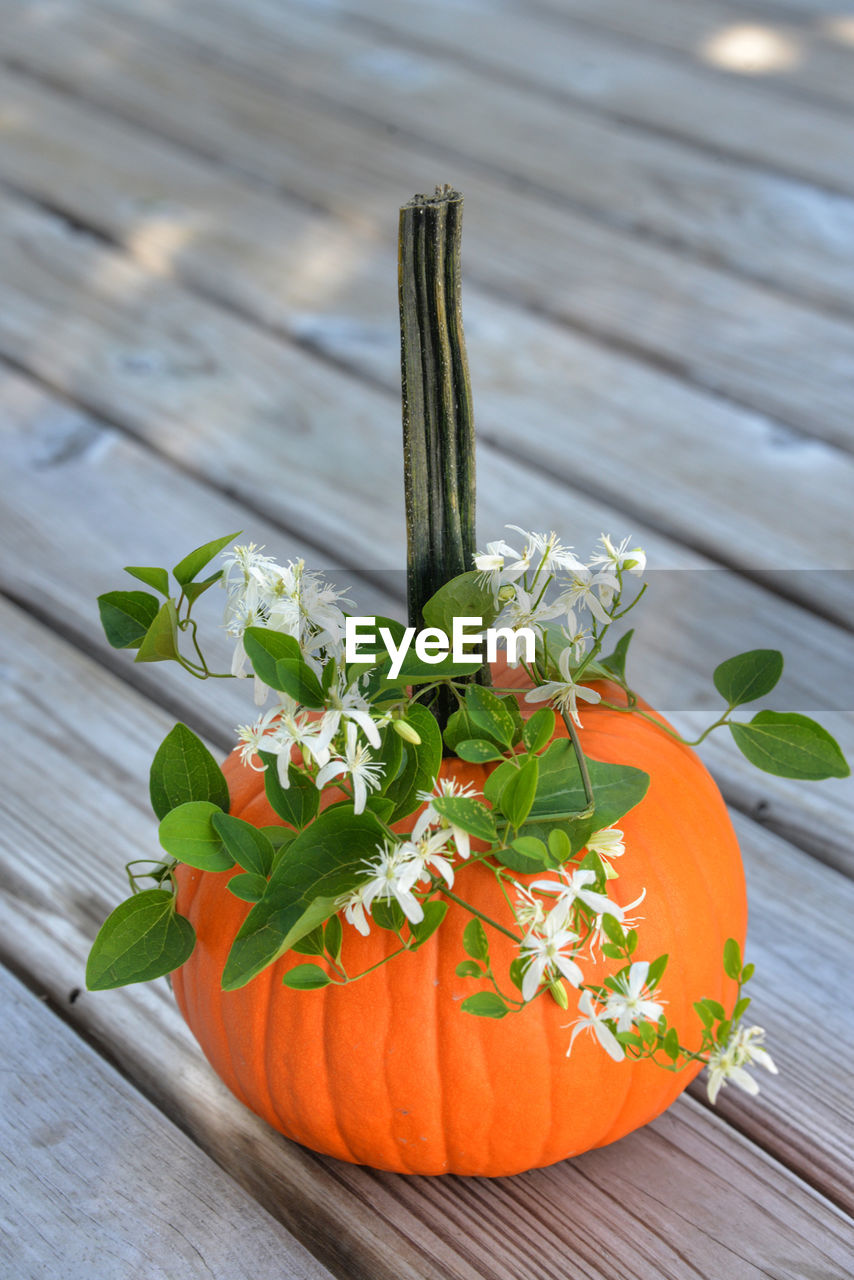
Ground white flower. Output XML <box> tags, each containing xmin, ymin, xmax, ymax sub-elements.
<box><xmin>530</xmin><ymin>867</ymin><xmax>623</xmax><ymax>921</ymax></box>
<box><xmin>562</xmin><ymin>608</ymin><xmax>591</xmax><ymax>663</ymax></box>
<box><xmin>519</xmin><ymin>907</ymin><xmax>583</xmax><ymax>1002</ymax></box>
<box><xmin>473</xmin><ymin>538</ymin><xmax>527</xmax><ymax>589</ymax></box>
<box><xmin>315</xmin><ymin>722</ymin><xmax>384</xmax><ymax>814</ymax></box>
<box><xmin>604</xmin><ymin>960</ymin><xmax>664</xmax><ymax>1033</ymax></box>
<box><xmin>236</xmin><ymin>707</ymin><xmax>284</xmax><ymax>769</ymax></box>
<box><xmin>524</xmin><ymin>646</ymin><xmax>601</xmax><ymax>727</ymax></box>
<box><xmin>506</xmin><ymin>526</ymin><xmax>584</xmax><ymax>576</ymax></box>
<box><xmin>236</xmin><ymin>701</ymin><xmax>329</xmax><ymax>782</ymax></box>
<box><xmin>586</xmin><ymin>887</ymin><xmax>646</xmax><ymax>958</ymax></box>
<box><xmin>339</xmin><ymin>885</ymin><xmax>372</xmax><ymax>937</ymax></box>
<box><xmin>500</xmin><ymin>586</ymin><xmax>565</xmax><ymax>633</ymax></box>
<box><xmin>412</xmin><ymin>777</ymin><xmax>480</xmax><ymax>860</ymax></box>
<box><xmin>513</xmin><ymin>883</ymin><xmax>547</xmax><ymax>932</ymax></box>
<box><xmin>360</xmin><ymin>840</ymin><xmax>424</xmax><ymax>925</ymax></box>
<box><xmin>585</xmin><ymin>826</ymin><xmax>626</xmax><ymax>876</ymax></box>
<box><xmin>557</xmin><ymin>569</ymin><xmax>618</xmax><ymax>626</ymax></box>
<box><xmin>589</xmin><ymin>534</ymin><xmax>646</xmax><ymax>577</ymax></box>
<box><xmin>315</xmin><ymin>677</ymin><xmax>382</xmax><ymax>755</ymax></box>
<box><xmin>566</xmin><ymin>989</ymin><xmax>625</xmax><ymax>1062</ymax></box>
<box><xmin>409</xmin><ymin>829</ymin><xmax>456</xmax><ymax>889</ymax></box>
<box><xmin>705</xmin><ymin>1025</ymin><xmax>777</xmax><ymax>1105</ymax></box>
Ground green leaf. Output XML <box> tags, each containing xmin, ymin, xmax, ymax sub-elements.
<box><xmin>443</xmin><ymin>706</ymin><xmax>477</xmax><ymax>754</ymax></box>
<box><xmin>455</xmin><ymin>739</ymin><xmax>506</xmax><ymax>764</ymax></box>
<box><xmin>291</xmin><ymin>926</ymin><xmax>324</xmax><ymax>956</ymax></box>
<box><xmin>601</xmin><ymin>915</ymin><xmax>626</xmax><ymax>947</ymax></box>
<box><xmin>461</xmin><ymin>992</ymin><xmax>508</xmax><ymax>1019</ymax></box>
<box><xmin>465</xmin><ymin>685</ymin><xmax>516</xmax><ymax>748</ymax></box>
<box><xmin>714</xmin><ymin>649</ymin><xmax>784</xmax><ymax>707</ymax></box>
<box><xmin>510</xmin><ymin>836</ymin><xmax>550</xmax><ymax>865</ymax></box>
<box><xmin>243</xmin><ymin>628</ymin><xmax>325</xmax><ymax>707</ymax></box>
<box><xmin>389</xmin><ymin>651</ymin><xmax>482</xmax><ymax>684</ymax></box>
<box><xmin>183</xmin><ymin>569</ymin><xmax>224</xmax><ymax>604</ymax></box>
<box><xmin>221</xmin><ymin>807</ymin><xmax>387</xmax><ymax>989</ymax></box>
<box><xmin>462</xmin><ymin>918</ymin><xmax>489</xmax><ymax>962</ymax></box>
<box><xmin>733</xmin><ymin>996</ymin><xmax>752</xmax><ymax>1023</ymax></box>
<box><xmin>158</xmin><ymin>801</ymin><xmax>233</xmax><ymax>871</ymax></box>
<box><xmin>646</xmin><ymin>954</ymin><xmax>669</xmax><ymax>989</ymax></box>
<box><xmin>373</xmin><ymin>899</ymin><xmax>406</xmax><ymax>932</ymax></box>
<box><xmin>282</xmin><ymin>964</ymin><xmax>332</xmax><ymax>990</ymax></box>
<box><xmin>431</xmin><ymin>795</ymin><xmax>498</xmax><ymax>843</ymax></box>
<box><xmin>324</xmin><ymin>913</ymin><xmax>343</xmax><ymax>963</ymax></box>
<box><xmin>482</xmin><ymin>758</ymin><xmax>517</xmax><ymax>809</ymax></box>
<box><xmin>149</xmin><ymin>724</ymin><xmax>230</xmax><ymax>821</ymax></box>
<box><xmin>212</xmin><ymin>812</ymin><xmax>274</xmax><ymax>877</ymax></box>
<box><xmin>723</xmin><ymin>938</ymin><xmax>742</xmax><ymax>981</ymax></box>
<box><xmin>663</xmin><ymin>1026</ymin><xmax>680</xmax><ymax>1062</ymax></box>
<box><xmin>500</xmin><ymin>757</ymin><xmax>539</xmax><ymax>829</ymax></box>
<box><xmin>376</xmin><ymin>720</ymin><xmax>404</xmax><ymax>793</ymax></box>
<box><xmin>522</xmin><ymin>707</ymin><xmax>555</xmax><ymax>754</ymax></box>
<box><xmin>173</xmin><ymin>532</ymin><xmax>240</xmax><ymax>587</ymax></box>
<box><xmin>123</xmin><ymin>566</ymin><xmax>170</xmax><ymax>597</ymax></box>
<box><xmin>599</xmin><ymin>629</ymin><xmax>634</xmax><ymax>682</ymax></box>
<box><xmin>730</xmin><ymin>711</ymin><xmax>849</xmax><ymax>780</ymax></box>
<box><xmin>384</xmin><ymin>703</ymin><xmax>442</xmax><ymax>823</ymax></box>
<box><xmin>259</xmin><ymin>754</ymin><xmax>320</xmax><ymax>830</ymax></box>
<box><xmin>98</xmin><ymin>590</ymin><xmax>160</xmax><ymax>649</ymax></box>
<box><xmin>409</xmin><ymin>900</ymin><xmax>448</xmax><ymax>950</ymax></box>
<box><xmin>520</xmin><ymin>740</ymin><xmax>649</xmax><ymax>851</ymax></box>
<box><xmin>741</xmin><ymin>962</ymin><xmax>755</xmax><ymax>984</ymax></box>
<box><xmin>227</xmin><ymin>872</ymin><xmax>268</xmax><ymax>903</ymax></box>
<box><xmin>86</xmin><ymin>890</ymin><xmax>195</xmax><ymax>990</ymax></box>
<box><xmin>455</xmin><ymin>959</ymin><xmax>482</xmax><ymax>978</ymax></box>
<box><xmin>134</xmin><ymin>599</ymin><xmax>181</xmax><ymax>664</ymax></box>
<box><xmin>421</xmin><ymin>571</ymin><xmax>499</xmax><ymax>636</ymax></box>
<box><xmin>547</xmin><ymin>827</ymin><xmax>571</xmax><ymax>863</ymax></box>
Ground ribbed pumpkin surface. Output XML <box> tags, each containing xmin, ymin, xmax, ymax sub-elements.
<box><xmin>173</xmin><ymin>674</ymin><xmax>746</xmax><ymax>1176</ymax></box>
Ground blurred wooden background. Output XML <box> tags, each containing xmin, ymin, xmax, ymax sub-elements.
<box><xmin>1</xmin><ymin>0</ymin><xmax>852</xmax><ymax>1276</ymax></box>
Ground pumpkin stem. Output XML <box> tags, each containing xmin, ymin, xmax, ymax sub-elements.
<box><xmin>399</xmin><ymin>185</ymin><xmax>486</xmax><ymax>734</ymax></box>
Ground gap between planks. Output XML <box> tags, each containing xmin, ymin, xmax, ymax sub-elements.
<box><xmin>2</xmin><ymin>361</ymin><xmax>852</xmax><ymax>873</ymax></box>
<box><xmin>2</xmin><ymin>1</ymin><xmax>854</xmax><ymax>451</ymax></box>
<box><xmin>0</xmin><ymin>108</ymin><xmax>852</xmax><ymax>633</ymax></box>
<box><xmin>0</xmin><ymin>594</ymin><xmax>853</xmax><ymax>1273</ymax></box>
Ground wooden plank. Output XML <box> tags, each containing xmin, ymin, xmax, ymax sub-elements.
<box><xmin>284</xmin><ymin>0</ymin><xmax>854</xmax><ymax>198</ymax></box>
<box><xmin>1</xmin><ymin>596</ymin><xmax>853</xmax><ymax>1273</ymax></box>
<box><xmin>0</xmin><ymin>969</ymin><xmax>334</xmax><ymax>1280</ymax></box>
<box><xmin>4</xmin><ymin>4</ymin><xmax>854</xmax><ymax>448</ymax></box>
<box><xmin>2</xmin><ymin>366</ymin><xmax>852</xmax><ymax>872</ymax></box>
<box><xmin>0</xmin><ymin>158</ymin><xmax>853</xmax><ymax>635</ymax></box>
<box><xmin>526</xmin><ymin>0</ymin><xmax>854</xmax><ymax>113</ymax></box>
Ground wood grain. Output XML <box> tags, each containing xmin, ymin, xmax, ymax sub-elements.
<box><xmin>0</xmin><ymin>969</ymin><xmax>334</xmax><ymax>1280</ymax></box>
<box><xmin>2</xmin><ymin>365</ymin><xmax>852</xmax><ymax>871</ymax></box>
<box><xmin>0</xmin><ymin>146</ymin><xmax>853</xmax><ymax>628</ymax></box>
<box><xmin>505</xmin><ymin>0</ymin><xmax>854</xmax><ymax>114</ymax></box>
<box><xmin>290</xmin><ymin>0</ymin><xmax>854</xmax><ymax>196</ymax></box>
<box><xmin>3</xmin><ymin>2</ymin><xmax>854</xmax><ymax>448</ymax></box>
<box><xmin>1</xmin><ymin>597</ymin><xmax>852</xmax><ymax>1274</ymax></box>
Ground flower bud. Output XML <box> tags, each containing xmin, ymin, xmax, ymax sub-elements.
<box><xmin>549</xmin><ymin>980</ymin><xmax>569</xmax><ymax>1010</ymax></box>
<box><xmin>392</xmin><ymin>718</ymin><xmax>422</xmax><ymax>745</ymax></box>
<box><xmin>497</xmin><ymin>584</ymin><xmax>516</xmax><ymax>605</ymax></box>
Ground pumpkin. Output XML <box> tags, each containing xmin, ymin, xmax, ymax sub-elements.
<box><xmin>172</xmin><ymin>664</ymin><xmax>746</xmax><ymax>1177</ymax></box>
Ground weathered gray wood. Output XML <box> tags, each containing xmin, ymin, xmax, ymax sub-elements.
<box><xmin>4</xmin><ymin>2</ymin><xmax>854</xmax><ymax>449</ymax></box>
<box><xmin>0</xmin><ymin>969</ymin><xmax>334</xmax><ymax>1280</ymax></box>
<box><xmin>2</xmin><ymin>367</ymin><xmax>852</xmax><ymax>870</ymax></box>
<box><xmin>288</xmin><ymin>0</ymin><xmax>854</xmax><ymax>200</ymax></box>
<box><xmin>1</xmin><ymin>597</ymin><xmax>852</xmax><ymax>1273</ymax></box>
<box><xmin>0</xmin><ymin>157</ymin><xmax>853</xmax><ymax>637</ymax></box>
<box><xmin>462</xmin><ymin>0</ymin><xmax>854</xmax><ymax>114</ymax></box>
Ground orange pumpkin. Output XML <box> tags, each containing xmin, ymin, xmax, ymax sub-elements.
<box><xmin>172</xmin><ymin>667</ymin><xmax>746</xmax><ymax>1176</ymax></box>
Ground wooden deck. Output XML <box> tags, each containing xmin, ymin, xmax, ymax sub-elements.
<box><xmin>1</xmin><ymin>0</ymin><xmax>853</xmax><ymax>1274</ymax></box>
